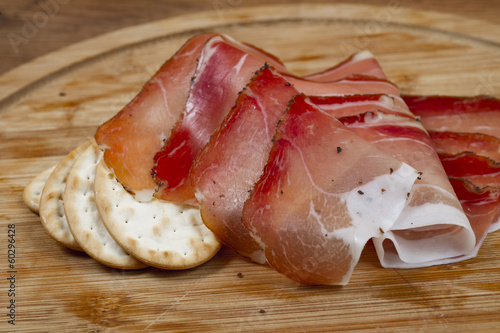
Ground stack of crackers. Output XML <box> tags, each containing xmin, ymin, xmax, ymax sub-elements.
<box><xmin>23</xmin><ymin>140</ymin><xmax>221</xmax><ymax>270</ymax></box>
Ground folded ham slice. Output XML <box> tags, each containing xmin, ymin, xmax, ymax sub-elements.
<box><xmin>336</xmin><ymin>112</ymin><xmax>476</xmax><ymax>268</ymax></box>
<box><xmin>302</xmin><ymin>57</ymin><xmax>484</xmax><ymax>267</ymax></box>
<box><xmin>152</xmin><ymin>35</ymin><xmax>288</xmax><ymax>205</ymax></box>
<box><xmin>242</xmin><ymin>94</ymin><xmax>418</xmax><ymax>285</ymax></box>
<box><xmin>190</xmin><ymin>66</ymin><xmax>298</xmax><ymax>263</ymax></box>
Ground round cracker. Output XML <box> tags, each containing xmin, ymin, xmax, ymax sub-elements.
<box><xmin>23</xmin><ymin>165</ymin><xmax>56</xmax><ymax>214</ymax></box>
<box><xmin>64</xmin><ymin>141</ymin><xmax>148</xmax><ymax>270</ymax></box>
<box><xmin>94</xmin><ymin>160</ymin><xmax>222</xmax><ymax>269</ymax></box>
<box><xmin>39</xmin><ymin>140</ymin><xmax>93</xmax><ymax>251</ymax></box>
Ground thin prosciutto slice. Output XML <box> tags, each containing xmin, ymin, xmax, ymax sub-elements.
<box><xmin>430</xmin><ymin>131</ymin><xmax>500</xmax><ymax>162</ymax></box>
<box><xmin>94</xmin><ymin>33</ymin><xmax>217</xmax><ymax>200</ymax></box>
<box><xmin>242</xmin><ymin>94</ymin><xmax>418</xmax><ymax>285</ymax></box>
<box><xmin>336</xmin><ymin>112</ymin><xmax>476</xmax><ymax>268</ymax></box>
<box><xmin>304</xmin><ymin>50</ymin><xmax>387</xmax><ymax>81</ymax></box>
<box><xmin>439</xmin><ymin>152</ymin><xmax>500</xmax><ymax>189</ymax></box>
<box><xmin>403</xmin><ymin>95</ymin><xmax>500</xmax><ymax>137</ymax></box>
<box><xmin>152</xmin><ymin>35</ymin><xmax>288</xmax><ymax>204</ymax></box>
<box><xmin>190</xmin><ymin>66</ymin><xmax>298</xmax><ymax>263</ymax></box>
<box><xmin>449</xmin><ymin>178</ymin><xmax>500</xmax><ymax>257</ymax></box>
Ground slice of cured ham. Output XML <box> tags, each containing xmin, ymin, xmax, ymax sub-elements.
<box><xmin>190</xmin><ymin>66</ymin><xmax>299</xmax><ymax>263</ymax></box>
<box><xmin>403</xmin><ymin>95</ymin><xmax>500</xmax><ymax>137</ymax></box>
<box><xmin>304</xmin><ymin>50</ymin><xmax>387</xmax><ymax>81</ymax></box>
<box><xmin>242</xmin><ymin>94</ymin><xmax>419</xmax><ymax>285</ymax></box>
<box><xmin>429</xmin><ymin>131</ymin><xmax>500</xmax><ymax>162</ymax></box>
<box><xmin>94</xmin><ymin>33</ymin><xmax>217</xmax><ymax>201</ymax></box>
<box><xmin>152</xmin><ymin>35</ymin><xmax>288</xmax><ymax>205</ymax></box>
<box><xmin>450</xmin><ymin>178</ymin><xmax>500</xmax><ymax>248</ymax></box>
<box><xmin>439</xmin><ymin>152</ymin><xmax>500</xmax><ymax>189</ymax></box>
<box><xmin>335</xmin><ymin>112</ymin><xmax>476</xmax><ymax>268</ymax></box>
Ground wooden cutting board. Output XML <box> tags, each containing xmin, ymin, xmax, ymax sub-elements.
<box><xmin>1</xmin><ymin>4</ymin><xmax>499</xmax><ymax>332</ymax></box>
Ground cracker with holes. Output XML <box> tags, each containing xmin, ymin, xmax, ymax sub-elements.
<box><xmin>64</xmin><ymin>141</ymin><xmax>148</xmax><ymax>270</ymax></box>
<box><xmin>39</xmin><ymin>140</ymin><xmax>93</xmax><ymax>251</ymax></box>
<box><xmin>94</xmin><ymin>159</ymin><xmax>221</xmax><ymax>269</ymax></box>
<box><xmin>23</xmin><ymin>165</ymin><xmax>56</xmax><ymax>214</ymax></box>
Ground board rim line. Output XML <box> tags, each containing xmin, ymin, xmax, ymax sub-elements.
<box><xmin>1</xmin><ymin>3</ymin><xmax>500</xmax><ymax>112</ymax></box>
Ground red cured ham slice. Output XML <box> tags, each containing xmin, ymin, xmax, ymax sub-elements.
<box><xmin>449</xmin><ymin>178</ymin><xmax>500</xmax><ymax>258</ymax></box>
<box><xmin>335</xmin><ymin>112</ymin><xmax>476</xmax><ymax>268</ymax></box>
<box><xmin>94</xmin><ymin>33</ymin><xmax>217</xmax><ymax>200</ymax></box>
<box><xmin>152</xmin><ymin>35</ymin><xmax>288</xmax><ymax>204</ymax></box>
<box><xmin>190</xmin><ymin>66</ymin><xmax>298</xmax><ymax>263</ymax></box>
<box><xmin>439</xmin><ymin>152</ymin><xmax>500</xmax><ymax>189</ymax></box>
<box><xmin>304</xmin><ymin>50</ymin><xmax>387</xmax><ymax>81</ymax></box>
<box><xmin>430</xmin><ymin>131</ymin><xmax>500</xmax><ymax>162</ymax></box>
<box><xmin>403</xmin><ymin>95</ymin><xmax>500</xmax><ymax>137</ymax></box>
<box><xmin>242</xmin><ymin>94</ymin><xmax>418</xmax><ymax>285</ymax></box>
<box><xmin>289</xmin><ymin>75</ymin><xmax>411</xmax><ymax>115</ymax></box>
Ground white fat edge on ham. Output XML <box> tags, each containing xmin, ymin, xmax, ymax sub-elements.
<box><xmin>488</xmin><ymin>214</ymin><xmax>500</xmax><ymax>233</ymax></box>
<box><xmin>373</xmin><ymin>185</ymin><xmax>475</xmax><ymax>268</ymax></box>
<box><xmin>331</xmin><ymin>162</ymin><xmax>418</xmax><ymax>284</ymax></box>
<box><xmin>304</xmin><ymin>50</ymin><xmax>387</xmax><ymax>82</ymax></box>
<box><xmin>245</xmin><ymin>156</ymin><xmax>419</xmax><ymax>285</ymax></box>
<box><xmin>289</xmin><ymin>76</ymin><xmax>400</xmax><ymax>97</ymax></box>
<box><xmin>184</xmin><ymin>35</ymin><xmax>285</xmax><ymax>126</ymax></box>
<box><xmin>314</xmin><ymin>94</ymin><xmax>414</xmax><ymax>119</ymax></box>
<box><xmin>343</xmin><ymin>111</ymin><xmax>476</xmax><ymax>268</ymax></box>
<box><xmin>132</xmin><ymin>188</ymin><xmax>157</xmax><ymax>203</ymax></box>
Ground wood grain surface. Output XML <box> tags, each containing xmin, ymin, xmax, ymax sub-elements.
<box><xmin>1</xmin><ymin>3</ymin><xmax>500</xmax><ymax>332</ymax></box>
<box><xmin>1</xmin><ymin>0</ymin><xmax>500</xmax><ymax>76</ymax></box>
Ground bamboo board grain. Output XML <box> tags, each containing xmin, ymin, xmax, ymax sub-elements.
<box><xmin>1</xmin><ymin>3</ymin><xmax>500</xmax><ymax>332</ymax></box>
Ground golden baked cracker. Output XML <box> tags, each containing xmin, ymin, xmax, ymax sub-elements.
<box><xmin>39</xmin><ymin>140</ymin><xmax>93</xmax><ymax>251</ymax></box>
<box><xmin>94</xmin><ymin>160</ymin><xmax>222</xmax><ymax>269</ymax></box>
<box><xmin>23</xmin><ymin>165</ymin><xmax>56</xmax><ymax>214</ymax></box>
<box><xmin>64</xmin><ymin>141</ymin><xmax>148</xmax><ymax>270</ymax></box>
